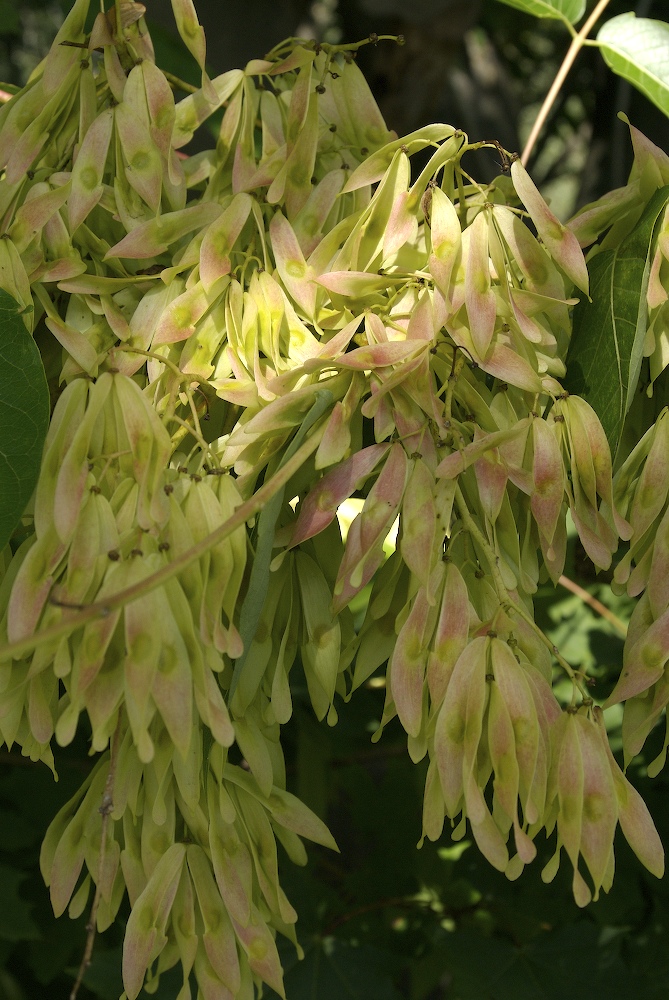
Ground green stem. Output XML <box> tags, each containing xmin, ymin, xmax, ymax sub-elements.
<box><xmin>161</xmin><ymin>68</ymin><xmax>199</xmax><ymax>95</ymax></box>
<box><xmin>444</xmin><ymin>353</ymin><xmax>465</xmax><ymax>420</ymax></box>
<box><xmin>520</xmin><ymin>0</ymin><xmax>613</xmax><ymax>166</ymax></box>
<box><xmin>455</xmin><ymin>164</ymin><xmax>467</xmax><ymax>227</ymax></box>
<box><xmin>0</xmin><ymin>425</ymin><xmax>327</xmax><ymax>663</ymax></box>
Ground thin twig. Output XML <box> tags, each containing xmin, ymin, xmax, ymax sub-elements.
<box><xmin>70</xmin><ymin>718</ymin><xmax>123</xmax><ymax>1000</ymax></box>
<box><xmin>521</xmin><ymin>0</ymin><xmax>612</xmax><ymax>166</ymax></box>
<box><xmin>161</xmin><ymin>68</ymin><xmax>199</xmax><ymax>94</ymax></box>
<box><xmin>558</xmin><ymin>574</ymin><xmax>627</xmax><ymax>638</ymax></box>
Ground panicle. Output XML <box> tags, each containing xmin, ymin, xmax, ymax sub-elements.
<box><xmin>0</xmin><ymin>6</ymin><xmax>665</xmax><ymax>995</ymax></box>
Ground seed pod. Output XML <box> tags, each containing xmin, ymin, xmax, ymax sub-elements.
<box><xmin>464</xmin><ymin>210</ymin><xmax>496</xmax><ymax>359</ymax></box>
<box><xmin>434</xmin><ymin>637</ymin><xmax>487</xmax><ymax>817</ymax></box>
<box><xmin>200</xmin><ymin>192</ymin><xmax>252</xmax><ymax>289</ymax></box>
<box><xmin>315</xmin><ymin>371</ymin><xmax>365</xmax><ymax>469</ymax></box>
<box><xmin>114</xmin><ymin>102</ymin><xmax>163</xmax><ymax>213</ymax></box>
<box><xmin>233</xmin><ymin>713</ymin><xmax>275</xmax><ymax>799</ymax></box>
<box><xmin>400</xmin><ymin>458</ymin><xmax>437</xmax><ymax>590</ymax></box>
<box><xmin>487</xmin><ymin>677</ymin><xmax>519</xmax><ymax>830</ymax></box>
<box><xmin>426</xmin><ymin>561</ymin><xmax>469</xmax><ymax>707</ymax></box>
<box><xmin>606</xmin><ymin>602</ymin><xmax>669</xmax><ymax>705</ymax></box>
<box><xmin>187</xmin><ymin>844</ymin><xmax>241</xmax><ymax>995</ymax></box>
<box><xmin>530</xmin><ymin>415</ymin><xmax>564</xmax><ymax>546</ymax></box>
<box><xmin>551</xmin><ymin>712</ymin><xmax>590</xmax><ymax>906</ymax></box>
<box><xmin>107</xmin><ymin>201</ymin><xmax>218</xmax><ymax>261</ymax></box>
<box><xmin>628</xmin><ymin>408</ymin><xmax>669</xmax><ymax>540</ymax></box>
<box><xmin>491</xmin><ymin>640</ymin><xmax>543</xmax><ymax>824</ymax></box>
<box><xmin>281</xmin><ymin>88</ymin><xmax>319</xmax><ymax>219</ymax></box>
<box><xmin>567</xmin><ymin>396</ymin><xmax>631</xmax><ymax>540</ymax></box>
<box><xmin>322</xmin><ymin>52</ymin><xmax>393</xmax><ymax>158</ymax></box>
<box><xmin>52</xmin><ymin>373</ymin><xmax>113</xmax><ymax>542</ymax></box>
<box><xmin>0</xmin><ymin>80</ymin><xmax>47</xmax><ymax>172</ymax></box>
<box><xmin>122</xmin><ymin>843</ymin><xmax>186</xmax><ymax>1000</ymax></box>
<box><xmin>296</xmin><ymin>551</ymin><xmax>341</xmax><ymax>720</ymax></box>
<box><xmin>208</xmin><ymin>815</ymin><xmax>254</xmax><ymax>926</ymax></box>
<box><xmin>112</xmin><ymin>374</ymin><xmax>171</xmax><ymax>529</ymax></box>
<box><xmin>594</xmin><ymin>706</ymin><xmax>664</xmax><ymax>878</ymax></box>
<box><xmin>9</xmin><ymin>181</ymin><xmax>70</xmax><ymax>253</ymax></box>
<box><xmin>333</xmin><ymin>443</ymin><xmax>408</xmax><ymax>612</ymax></box>
<box><xmin>292</xmin><ymin>169</ymin><xmax>346</xmax><ymax>256</ymax></box>
<box><xmin>428</xmin><ymin>186</ymin><xmax>461</xmax><ymax>298</ymax></box>
<box><xmin>149</xmin><ymin>589</ymin><xmax>193</xmax><ymax>760</ymax></box>
<box><xmin>69</xmin><ymin>108</ymin><xmax>114</xmax><ymax>232</ymax></box>
<box><xmin>573</xmin><ymin>712</ymin><xmax>617</xmax><ymax>901</ymax></box>
<box><xmin>436</xmin><ymin>419</ymin><xmax>531</xmax><ymax>479</ymax></box>
<box><xmin>231</xmin><ymin>904</ymin><xmax>286</xmax><ymax>999</ymax></box>
<box><xmin>389</xmin><ymin>577</ymin><xmax>438</xmax><ymax>739</ymax></box>
<box><xmin>171</xmin><ymin>865</ymin><xmax>197</xmax><ymax>984</ymax></box>
<box><xmin>269</xmin><ymin>210</ymin><xmax>317</xmax><ymax>317</ymax></box>
<box><xmin>511</xmin><ymin>160</ymin><xmax>589</xmax><ymax>294</ymax></box>
<box><xmin>170</xmin><ymin>0</ymin><xmax>216</xmax><ymax>101</ymax></box>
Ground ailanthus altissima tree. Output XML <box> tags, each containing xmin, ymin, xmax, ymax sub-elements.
<box><xmin>1</xmin><ymin>0</ymin><xmax>669</xmax><ymax>996</ymax></box>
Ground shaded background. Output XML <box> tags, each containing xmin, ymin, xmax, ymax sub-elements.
<box><xmin>2</xmin><ymin>2</ymin><xmax>669</xmax><ymax>999</ymax></box>
<box><xmin>3</xmin><ymin>0</ymin><xmax>669</xmax><ymax>214</ymax></box>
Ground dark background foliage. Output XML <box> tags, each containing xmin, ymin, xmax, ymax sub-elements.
<box><xmin>2</xmin><ymin>2</ymin><xmax>669</xmax><ymax>998</ymax></box>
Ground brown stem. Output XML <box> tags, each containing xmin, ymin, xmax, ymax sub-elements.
<box><xmin>69</xmin><ymin>718</ymin><xmax>123</xmax><ymax>1000</ymax></box>
<box><xmin>521</xmin><ymin>0</ymin><xmax>612</xmax><ymax>166</ymax></box>
<box><xmin>558</xmin><ymin>574</ymin><xmax>627</xmax><ymax>638</ymax></box>
<box><xmin>0</xmin><ymin>424</ymin><xmax>326</xmax><ymax>662</ymax></box>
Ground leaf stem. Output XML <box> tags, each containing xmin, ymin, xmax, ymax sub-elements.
<box><xmin>161</xmin><ymin>68</ymin><xmax>199</xmax><ymax>94</ymax></box>
<box><xmin>558</xmin><ymin>573</ymin><xmax>627</xmax><ymax>638</ymax></box>
<box><xmin>521</xmin><ymin>0</ymin><xmax>612</xmax><ymax>166</ymax></box>
<box><xmin>444</xmin><ymin>352</ymin><xmax>465</xmax><ymax>420</ymax></box>
<box><xmin>69</xmin><ymin>717</ymin><xmax>123</xmax><ymax>1000</ymax></box>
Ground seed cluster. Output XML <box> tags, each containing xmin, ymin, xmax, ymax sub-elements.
<box><xmin>0</xmin><ymin>1</ymin><xmax>666</xmax><ymax>997</ymax></box>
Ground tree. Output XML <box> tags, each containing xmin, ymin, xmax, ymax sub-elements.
<box><xmin>1</xmin><ymin>0</ymin><xmax>669</xmax><ymax>997</ymax></box>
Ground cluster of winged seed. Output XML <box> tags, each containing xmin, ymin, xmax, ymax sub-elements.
<box><xmin>0</xmin><ymin>1</ymin><xmax>666</xmax><ymax>997</ymax></box>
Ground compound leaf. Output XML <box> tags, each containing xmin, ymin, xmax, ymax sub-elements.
<box><xmin>598</xmin><ymin>14</ymin><xmax>669</xmax><ymax>118</ymax></box>
<box><xmin>493</xmin><ymin>0</ymin><xmax>585</xmax><ymax>25</ymax></box>
<box><xmin>565</xmin><ymin>185</ymin><xmax>669</xmax><ymax>459</ymax></box>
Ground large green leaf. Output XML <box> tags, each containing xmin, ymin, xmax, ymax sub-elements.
<box><xmin>267</xmin><ymin>939</ymin><xmax>401</xmax><ymax>1000</ymax></box>
<box><xmin>441</xmin><ymin>924</ymin><xmax>637</xmax><ymax>1000</ymax></box>
<box><xmin>598</xmin><ymin>14</ymin><xmax>669</xmax><ymax>118</ymax></box>
<box><xmin>493</xmin><ymin>0</ymin><xmax>585</xmax><ymax>24</ymax></box>
<box><xmin>0</xmin><ymin>290</ymin><xmax>49</xmax><ymax>551</ymax></box>
<box><xmin>565</xmin><ymin>185</ymin><xmax>669</xmax><ymax>458</ymax></box>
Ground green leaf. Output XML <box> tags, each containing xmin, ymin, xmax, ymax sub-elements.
<box><xmin>565</xmin><ymin>185</ymin><xmax>669</xmax><ymax>459</ymax></box>
<box><xmin>0</xmin><ymin>290</ymin><xmax>49</xmax><ymax>551</ymax></box>
<box><xmin>492</xmin><ymin>0</ymin><xmax>585</xmax><ymax>25</ymax></box>
<box><xmin>597</xmin><ymin>14</ymin><xmax>669</xmax><ymax>118</ymax></box>
<box><xmin>441</xmin><ymin>924</ymin><xmax>637</xmax><ymax>1000</ymax></box>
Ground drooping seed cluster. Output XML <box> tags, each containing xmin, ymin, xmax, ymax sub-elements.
<box><xmin>0</xmin><ymin>1</ymin><xmax>666</xmax><ymax>997</ymax></box>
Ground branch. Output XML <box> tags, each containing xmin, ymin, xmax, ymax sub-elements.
<box><xmin>558</xmin><ymin>574</ymin><xmax>627</xmax><ymax>638</ymax></box>
<box><xmin>521</xmin><ymin>0</ymin><xmax>612</xmax><ymax>166</ymax></box>
<box><xmin>69</xmin><ymin>718</ymin><xmax>123</xmax><ymax>1000</ymax></box>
